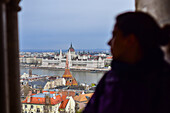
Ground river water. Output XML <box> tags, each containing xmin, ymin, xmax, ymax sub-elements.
<box><xmin>20</xmin><ymin>67</ymin><xmax>105</xmax><ymax>85</ymax></box>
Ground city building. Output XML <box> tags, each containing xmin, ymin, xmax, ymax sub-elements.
<box><xmin>74</xmin><ymin>93</ymin><xmax>93</xmax><ymax>112</ymax></box>
<box><xmin>20</xmin><ymin>56</ymin><xmax>42</xmax><ymax>66</ymax></box>
<box><xmin>22</xmin><ymin>90</ymin><xmax>76</xmax><ymax>113</ymax></box>
<box><xmin>59</xmin><ymin>96</ymin><xmax>75</xmax><ymax>113</ymax></box>
<box><xmin>44</xmin><ymin>78</ymin><xmax>66</xmax><ymax>90</ymax></box>
<box><xmin>22</xmin><ymin>92</ymin><xmax>63</xmax><ymax>113</ymax></box>
<box><xmin>40</xmin><ymin>44</ymin><xmax>107</xmax><ymax>69</ymax></box>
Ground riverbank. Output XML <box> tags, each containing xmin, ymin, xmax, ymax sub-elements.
<box><xmin>20</xmin><ymin>65</ymin><xmax>110</xmax><ymax>72</ymax></box>
<box><xmin>20</xmin><ymin>67</ymin><xmax>105</xmax><ymax>85</ymax></box>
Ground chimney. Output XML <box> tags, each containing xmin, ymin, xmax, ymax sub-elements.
<box><xmin>37</xmin><ymin>90</ymin><xmax>40</xmax><ymax>94</ymax></box>
<box><xmin>29</xmin><ymin>69</ymin><xmax>32</xmax><ymax>77</ymax></box>
<box><xmin>59</xmin><ymin>92</ymin><xmax>62</xmax><ymax>97</ymax></box>
<box><xmin>45</xmin><ymin>94</ymin><xmax>51</xmax><ymax>105</ymax></box>
<box><xmin>27</xmin><ymin>96</ymin><xmax>31</xmax><ymax>103</ymax></box>
<box><xmin>28</xmin><ymin>90</ymin><xmax>32</xmax><ymax>96</ymax></box>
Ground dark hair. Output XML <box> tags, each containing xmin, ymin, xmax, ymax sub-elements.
<box><xmin>115</xmin><ymin>12</ymin><xmax>170</xmax><ymax>50</ymax></box>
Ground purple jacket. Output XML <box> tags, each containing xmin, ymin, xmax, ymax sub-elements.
<box><xmin>84</xmin><ymin>50</ymin><xmax>170</xmax><ymax>113</ymax></box>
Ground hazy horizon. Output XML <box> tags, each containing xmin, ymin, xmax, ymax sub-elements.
<box><xmin>20</xmin><ymin>48</ymin><xmax>110</xmax><ymax>53</ymax></box>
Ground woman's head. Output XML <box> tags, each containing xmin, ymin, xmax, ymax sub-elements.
<box><xmin>108</xmin><ymin>11</ymin><xmax>170</xmax><ymax>63</ymax></box>
<box><xmin>115</xmin><ymin>12</ymin><xmax>170</xmax><ymax>47</ymax></box>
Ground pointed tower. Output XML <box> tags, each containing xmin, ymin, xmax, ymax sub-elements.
<box><xmin>59</xmin><ymin>49</ymin><xmax>62</xmax><ymax>61</ymax></box>
<box><xmin>68</xmin><ymin>49</ymin><xmax>72</xmax><ymax>66</ymax></box>
<box><xmin>68</xmin><ymin>43</ymin><xmax>75</xmax><ymax>52</ymax></box>
<box><xmin>71</xmin><ymin>42</ymin><xmax>72</xmax><ymax>48</ymax></box>
<box><xmin>62</xmin><ymin>55</ymin><xmax>78</xmax><ymax>86</ymax></box>
<box><xmin>62</xmin><ymin>55</ymin><xmax>73</xmax><ymax>78</ymax></box>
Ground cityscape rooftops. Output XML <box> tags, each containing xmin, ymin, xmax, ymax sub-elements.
<box><xmin>31</xmin><ymin>93</ymin><xmax>58</xmax><ymax>98</ymax></box>
<box><xmin>74</xmin><ymin>93</ymin><xmax>93</xmax><ymax>102</ymax></box>
<box><xmin>22</xmin><ymin>93</ymin><xmax>63</xmax><ymax>105</ymax></box>
<box><xmin>59</xmin><ymin>95</ymin><xmax>69</xmax><ymax>109</ymax></box>
<box><xmin>106</xmin><ymin>56</ymin><xmax>112</xmax><ymax>59</ymax></box>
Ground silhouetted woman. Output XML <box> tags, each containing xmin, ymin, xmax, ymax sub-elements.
<box><xmin>83</xmin><ymin>12</ymin><xmax>170</xmax><ymax>113</ymax></box>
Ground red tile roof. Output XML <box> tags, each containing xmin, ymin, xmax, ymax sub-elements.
<box><xmin>22</xmin><ymin>94</ymin><xmax>62</xmax><ymax>105</ymax></box>
<box><xmin>57</xmin><ymin>91</ymin><xmax>76</xmax><ymax>97</ymax></box>
<box><xmin>66</xmin><ymin>78</ymin><xmax>78</xmax><ymax>86</ymax></box>
<box><xmin>20</xmin><ymin>55</ymin><xmax>25</xmax><ymax>57</ymax></box>
<box><xmin>58</xmin><ymin>95</ymin><xmax>70</xmax><ymax>109</ymax></box>
<box><xmin>42</xmin><ymin>90</ymin><xmax>56</xmax><ymax>94</ymax></box>
<box><xmin>61</xmin><ymin>95</ymin><xmax>67</xmax><ymax>101</ymax></box>
<box><xmin>63</xmin><ymin>69</ymin><xmax>72</xmax><ymax>78</ymax></box>
<box><xmin>74</xmin><ymin>93</ymin><xmax>93</xmax><ymax>102</ymax></box>
<box><xmin>106</xmin><ymin>56</ymin><xmax>112</xmax><ymax>59</ymax></box>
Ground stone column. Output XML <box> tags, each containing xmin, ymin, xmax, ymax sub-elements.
<box><xmin>6</xmin><ymin>0</ymin><xmax>21</xmax><ymax>113</ymax></box>
<box><xmin>136</xmin><ymin>0</ymin><xmax>170</xmax><ymax>62</ymax></box>
<box><xmin>0</xmin><ymin>0</ymin><xmax>10</xmax><ymax>113</ymax></box>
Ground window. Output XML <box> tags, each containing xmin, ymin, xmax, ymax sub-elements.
<box><xmin>43</xmin><ymin>106</ymin><xmax>47</xmax><ymax>110</ymax></box>
<box><xmin>37</xmin><ymin>108</ymin><xmax>40</xmax><ymax>113</ymax></box>
<box><xmin>2</xmin><ymin>0</ymin><xmax>170</xmax><ymax>113</ymax></box>
<box><xmin>31</xmin><ymin>105</ymin><xmax>33</xmax><ymax>109</ymax></box>
<box><xmin>18</xmin><ymin>0</ymin><xmax>135</xmax><ymax>113</ymax></box>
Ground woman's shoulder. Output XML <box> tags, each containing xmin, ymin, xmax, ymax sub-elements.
<box><xmin>159</xmin><ymin>61</ymin><xmax>170</xmax><ymax>76</ymax></box>
<box><xmin>96</xmin><ymin>69</ymin><xmax>119</xmax><ymax>90</ymax></box>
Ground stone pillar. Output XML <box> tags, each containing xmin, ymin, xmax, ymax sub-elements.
<box><xmin>0</xmin><ymin>0</ymin><xmax>21</xmax><ymax>112</ymax></box>
<box><xmin>136</xmin><ymin>0</ymin><xmax>170</xmax><ymax>62</ymax></box>
<box><xmin>6</xmin><ymin>0</ymin><xmax>21</xmax><ymax>113</ymax></box>
<box><xmin>0</xmin><ymin>0</ymin><xmax>10</xmax><ymax>113</ymax></box>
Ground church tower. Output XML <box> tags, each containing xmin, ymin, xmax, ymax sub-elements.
<box><xmin>62</xmin><ymin>55</ymin><xmax>78</xmax><ymax>86</ymax></box>
<box><xmin>62</xmin><ymin>55</ymin><xmax>73</xmax><ymax>79</ymax></box>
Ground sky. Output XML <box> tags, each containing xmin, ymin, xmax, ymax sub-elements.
<box><xmin>19</xmin><ymin>0</ymin><xmax>135</xmax><ymax>50</ymax></box>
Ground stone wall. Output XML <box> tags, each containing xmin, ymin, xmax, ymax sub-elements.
<box><xmin>136</xmin><ymin>0</ymin><xmax>170</xmax><ymax>62</ymax></box>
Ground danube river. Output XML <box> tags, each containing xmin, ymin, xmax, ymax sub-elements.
<box><xmin>20</xmin><ymin>67</ymin><xmax>105</xmax><ymax>85</ymax></box>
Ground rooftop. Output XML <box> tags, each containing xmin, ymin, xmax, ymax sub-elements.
<box><xmin>59</xmin><ymin>95</ymin><xmax>69</xmax><ymax>109</ymax></box>
<box><xmin>74</xmin><ymin>93</ymin><xmax>93</xmax><ymax>102</ymax></box>
<box><xmin>22</xmin><ymin>93</ymin><xmax>62</xmax><ymax>105</ymax></box>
